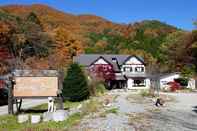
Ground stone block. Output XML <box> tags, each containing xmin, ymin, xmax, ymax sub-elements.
<box><xmin>31</xmin><ymin>115</ymin><xmax>41</xmax><ymax>124</ymax></box>
<box><xmin>18</xmin><ymin>114</ymin><xmax>29</xmax><ymax>123</ymax></box>
<box><xmin>52</xmin><ymin>110</ymin><xmax>68</xmax><ymax>122</ymax></box>
<box><xmin>43</xmin><ymin>112</ymin><xmax>53</xmax><ymax>122</ymax></box>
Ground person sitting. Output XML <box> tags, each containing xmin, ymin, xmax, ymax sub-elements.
<box><xmin>155</xmin><ymin>97</ymin><xmax>165</xmax><ymax>107</ymax></box>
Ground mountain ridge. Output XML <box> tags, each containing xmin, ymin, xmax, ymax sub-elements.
<box><xmin>1</xmin><ymin>4</ymin><xmax>195</xmax><ymax>74</ymax></box>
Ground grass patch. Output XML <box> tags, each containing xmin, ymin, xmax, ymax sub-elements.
<box><xmin>0</xmin><ymin>115</ymin><xmax>22</xmax><ymax>131</ymax></box>
<box><xmin>64</xmin><ymin>112</ymin><xmax>83</xmax><ymax>129</ymax></box>
<box><xmin>140</xmin><ymin>89</ymin><xmax>154</xmax><ymax>97</ymax></box>
<box><xmin>99</xmin><ymin>107</ymin><xmax>119</xmax><ymax>118</ymax></box>
<box><xmin>0</xmin><ymin>100</ymin><xmax>85</xmax><ymax>131</ymax></box>
<box><xmin>0</xmin><ymin>98</ymin><xmax>104</xmax><ymax>130</ymax></box>
<box><xmin>81</xmin><ymin>99</ymin><xmax>103</xmax><ymax>115</ymax></box>
<box><xmin>105</xmin><ymin>107</ymin><xmax>119</xmax><ymax>114</ymax></box>
<box><xmin>0</xmin><ymin>112</ymin><xmax>84</xmax><ymax>131</ymax></box>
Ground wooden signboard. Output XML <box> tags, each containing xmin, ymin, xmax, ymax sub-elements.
<box><xmin>14</xmin><ymin>76</ymin><xmax>58</xmax><ymax>97</ymax></box>
<box><xmin>12</xmin><ymin>70</ymin><xmax>61</xmax><ymax>98</ymax></box>
<box><xmin>7</xmin><ymin>70</ymin><xmax>64</xmax><ymax>114</ymax></box>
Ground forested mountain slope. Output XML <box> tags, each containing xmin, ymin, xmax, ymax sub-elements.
<box><xmin>0</xmin><ymin>4</ymin><xmax>196</xmax><ymax>75</ymax></box>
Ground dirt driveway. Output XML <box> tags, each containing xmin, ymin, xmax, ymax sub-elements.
<box><xmin>72</xmin><ymin>90</ymin><xmax>197</xmax><ymax>131</ymax></box>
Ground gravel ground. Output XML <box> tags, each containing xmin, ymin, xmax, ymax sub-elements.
<box><xmin>72</xmin><ymin>90</ymin><xmax>197</xmax><ymax>131</ymax></box>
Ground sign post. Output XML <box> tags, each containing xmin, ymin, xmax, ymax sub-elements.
<box><xmin>10</xmin><ymin>69</ymin><xmax>63</xmax><ymax>114</ymax></box>
<box><xmin>7</xmin><ymin>76</ymin><xmax>14</xmax><ymax>114</ymax></box>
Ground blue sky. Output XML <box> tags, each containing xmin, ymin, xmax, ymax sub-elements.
<box><xmin>0</xmin><ymin>0</ymin><xmax>196</xmax><ymax>30</ymax></box>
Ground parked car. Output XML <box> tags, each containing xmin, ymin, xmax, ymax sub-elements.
<box><xmin>0</xmin><ymin>88</ymin><xmax>8</xmax><ymax>105</ymax></box>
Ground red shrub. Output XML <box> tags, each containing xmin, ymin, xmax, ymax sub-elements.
<box><xmin>89</xmin><ymin>64</ymin><xmax>115</xmax><ymax>81</ymax></box>
<box><xmin>167</xmin><ymin>81</ymin><xmax>181</xmax><ymax>92</ymax></box>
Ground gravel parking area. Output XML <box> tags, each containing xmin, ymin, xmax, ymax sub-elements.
<box><xmin>72</xmin><ymin>90</ymin><xmax>197</xmax><ymax>131</ymax></box>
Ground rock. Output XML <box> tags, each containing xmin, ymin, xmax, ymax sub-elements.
<box><xmin>52</xmin><ymin>110</ymin><xmax>68</xmax><ymax>122</ymax></box>
<box><xmin>43</xmin><ymin>112</ymin><xmax>53</xmax><ymax>122</ymax></box>
<box><xmin>18</xmin><ymin>114</ymin><xmax>29</xmax><ymax>123</ymax></box>
<box><xmin>31</xmin><ymin>115</ymin><xmax>41</xmax><ymax>124</ymax></box>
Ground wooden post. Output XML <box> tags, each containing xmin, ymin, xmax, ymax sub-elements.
<box><xmin>57</xmin><ymin>94</ymin><xmax>64</xmax><ymax>110</ymax></box>
<box><xmin>16</xmin><ymin>98</ymin><xmax>22</xmax><ymax>113</ymax></box>
<box><xmin>58</xmin><ymin>70</ymin><xmax>64</xmax><ymax>110</ymax></box>
<box><xmin>7</xmin><ymin>79</ymin><xmax>14</xmax><ymax>114</ymax></box>
<box><xmin>59</xmin><ymin>95</ymin><xmax>64</xmax><ymax>110</ymax></box>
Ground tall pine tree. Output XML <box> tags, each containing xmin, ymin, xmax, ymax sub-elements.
<box><xmin>62</xmin><ymin>63</ymin><xmax>89</xmax><ymax>101</ymax></box>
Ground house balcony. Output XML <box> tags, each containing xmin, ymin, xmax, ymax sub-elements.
<box><xmin>122</xmin><ymin>72</ymin><xmax>148</xmax><ymax>78</ymax></box>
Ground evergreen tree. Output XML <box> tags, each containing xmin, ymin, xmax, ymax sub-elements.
<box><xmin>27</xmin><ymin>12</ymin><xmax>41</xmax><ymax>26</ymax></box>
<box><xmin>62</xmin><ymin>63</ymin><xmax>89</xmax><ymax>101</ymax></box>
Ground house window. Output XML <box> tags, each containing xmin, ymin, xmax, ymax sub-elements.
<box><xmin>133</xmin><ymin>79</ymin><xmax>145</xmax><ymax>87</ymax></box>
<box><xmin>135</xmin><ymin>67</ymin><xmax>144</xmax><ymax>72</ymax></box>
<box><xmin>124</xmin><ymin>67</ymin><xmax>132</xmax><ymax>72</ymax></box>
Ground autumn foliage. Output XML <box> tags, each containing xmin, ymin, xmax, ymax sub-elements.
<box><xmin>89</xmin><ymin>64</ymin><xmax>115</xmax><ymax>81</ymax></box>
<box><xmin>0</xmin><ymin>4</ymin><xmax>196</xmax><ymax>75</ymax></box>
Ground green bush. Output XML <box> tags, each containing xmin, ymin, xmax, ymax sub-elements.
<box><xmin>62</xmin><ymin>63</ymin><xmax>89</xmax><ymax>102</ymax></box>
<box><xmin>96</xmin><ymin>83</ymin><xmax>106</xmax><ymax>96</ymax></box>
<box><xmin>174</xmin><ymin>78</ymin><xmax>188</xmax><ymax>87</ymax></box>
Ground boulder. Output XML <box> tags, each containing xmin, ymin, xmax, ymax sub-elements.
<box><xmin>18</xmin><ymin>114</ymin><xmax>29</xmax><ymax>123</ymax></box>
<box><xmin>52</xmin><ymin>110</ymin><xmax>68</xmax><ymax>122</ymax></box>
<box><xmin>31</xmin><ymin>115</ymin><xmax>41</xmax><ymax>124</ymax></box>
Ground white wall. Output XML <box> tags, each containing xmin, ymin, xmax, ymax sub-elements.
<box><xmin>127</xmin><ymin>78</ymin><xmax>133</xmax><ymax>89</ymax></box>
<box><xmin>94</xmin><ymin>58</ymin><xmax>108</xmax><ymax>65</ymax></box>
<box><xmin>145</xmin><ymin>78</ymin><xmax>151</xmax><ymax>88</ymax></box>
<box><xmin>125</xmin><ymin>57</ymin><xmax>143</xmax><ymax>65</ymax></box>
<box><xmin>187</xmin><ymin>78</ymin><xmax>196</xmax><ymax>89</ymax></box>
<box><xmin>121</xmin><ymin>56</ymin><xmax>145</xmax><ymax>74</ymax></box>
<box><xmin>127</xmin><ymin>78</ymin><xmax>150</xmax><ymax>90</ymax></box>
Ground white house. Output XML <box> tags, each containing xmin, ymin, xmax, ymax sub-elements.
<box><xmin>121</xmin><ymin>56</ymin><xmax>150</xmax><ymax>89</ymax></box>
<box><xmin>74</xmin><ymin>54</ymin><xmax>150</xmax><ymax>90</ymax></box>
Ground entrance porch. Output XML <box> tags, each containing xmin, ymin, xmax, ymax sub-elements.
<box><xmin>127</xmin><ymin>77</ymin><xmax>150</xmax><ymax>89</ymax></box>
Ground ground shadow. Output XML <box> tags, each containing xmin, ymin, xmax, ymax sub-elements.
<box><xmin>18</xmin><ymin>107</ymin><xmax>69</xmax><ymax>114</ymax></box>
<box><xmin>20</xmin><ymin>109</ymin><xmax>48</xmax><ymax>114</ymax></box>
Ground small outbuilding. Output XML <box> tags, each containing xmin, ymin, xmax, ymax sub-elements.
<box><xmin>159</xmin><ymin>72</ymin><xmax>196</xmax><ymax>89</ymax></box>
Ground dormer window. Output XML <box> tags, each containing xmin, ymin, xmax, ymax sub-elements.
<box><xmin>123</xmin><ymin>67</ymin><xmax>132</xmax><ymax>72</ymax></box>
<box><xmin>112</xmin><ymin>57</ymin><xmax>117</xmax><ymax>62</ymax></box>
<box><xmin>135</xmin><ymin>67</ymin><xmax>144</xmax><ymax>72</ymax></box>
